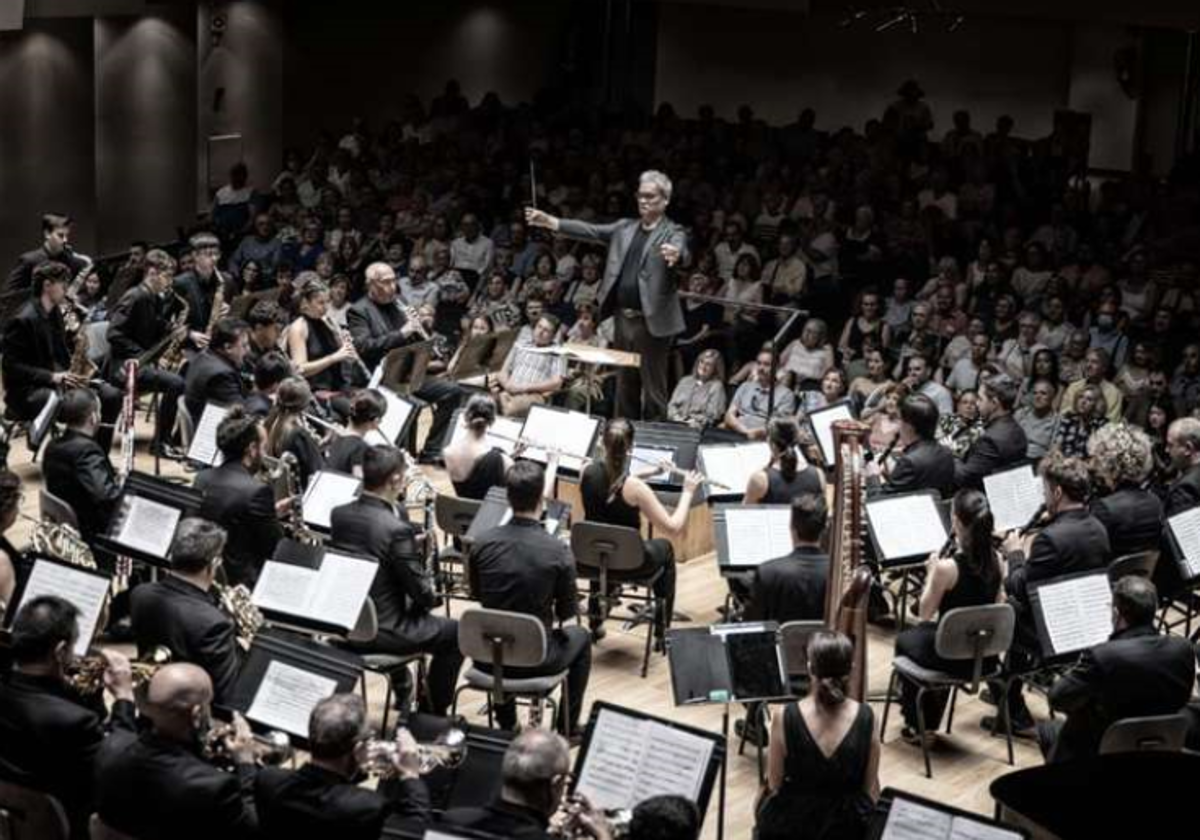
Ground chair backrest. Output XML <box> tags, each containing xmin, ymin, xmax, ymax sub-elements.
<box><xmin>570</xmin><ymin>521</ymin><xmax>645</xmax><ymax>573</ymax></box>
<box><xmin>779</xmin><ymin>621</ymin><xmax>827</xmax><ymax>678</ymax></box>
<box><xmin>435</xmin><ymin>494</ymin><xmax>483</xmax><ymax>540</ymax></box>
<box><xmin>1107</xmin><ymin>551</ymin><xmax>1159</xmax><ymax>583</ymax></box>
<box><xmin>1099</xmin><ymin>713</ymin><xmax>1189</xmax><ymax>755</ymax></box>
<box><xmin>0</xmin><ymin>781</ymin><xmax>69</xmax><ymax>840</ymax></box>
<box><xmin>38</xmin><ymin>489</ymin><xmax>80</xmax><ymax>531</ymax></box>
<box><xmin>346</xmin><ymin>598</ymin><xmax>379</xmax><ymax>644</ymax></box>
<box><xmin>176</xmin><ymin>396</ymin><xmax>195</xmax><ymax>450</ymax></box>
<box><xmin>935</xmin><ymin>604</ymin><xmax>1016</xmax><ymax>662</ymax></box>
<box><xmin>458</xmin><ymin>608</ymin><xmax>548</xmax><ymax>668</ymax></box>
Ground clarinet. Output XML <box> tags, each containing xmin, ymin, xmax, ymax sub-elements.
<box><xmin>1018</xmin><ymin>503</ymin><xmax>1048</xmax><ymax>536</ymax></box>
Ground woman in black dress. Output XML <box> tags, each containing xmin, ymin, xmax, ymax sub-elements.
<box><xmin>326</xmin><ymin>389</ymin><xmax>387</xmax><ymax>476</ymax></box>
<box><xmin>744</xmin><ymin>418</ymin><xmax>825</xmax><ymax>504</ymax></box>
<box><xmin>579</xmin><ymin>420</ymin><xmax>701</xmax><ymax>645</ymax></box>
<box><xmin>892</xmin><ymin>489</ymin><xmax>1002</xmax><ymax>743</ymax></box>
<box><xmin>285</xmin><ymin>276</ymin><xmax>363</xmax><ymax>421</ymax></box>
<box><xmin>758</xmin><ymin>631</ymin><xmax>879</xmax><ymax>840</ymax></box>
<box><xmin>442</xmin><ymin>394</ymin><xmax>511</xmax><ymax>501</ymax></box>
<box><xmin>264</xmin><ymin>377</ymin><xmax>326</xmax><ymax>490</ymax></box>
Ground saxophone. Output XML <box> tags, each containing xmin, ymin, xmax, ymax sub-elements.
<box><xmin>279</xmin><ymin>451</ymin><xmax>320</xmax><ymax>545</ymax></box>
<box><xmin>827</xmin><ymin>419</ymin><xmax>873</xmax><ymax>703</ymax></box>
<box><xmin>68</xmin><ymin>322</ymin><xmax>98</xmax><ymax>379</ymax></box>
<box><xmin>212</xmin><ymin>581</ymin><xmax>264</xmax><ymax>649</ymax></box>
<box><xmin>204</xmin><ymin>278</ymin><xmax>226</xmax><ymax>341</ymax></box>
<box><xmin>156</xmin><ymin>293</ymin><xmax>192</xmax><ymax>374</ymax></box>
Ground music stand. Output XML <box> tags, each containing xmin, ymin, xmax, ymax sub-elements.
<box><xmin>93</xmin><ymin>472</ymin><xmax>204</xmax><ymax>570</ymax></box>
<box><xmin>28</xmin><ymin>391</ymin><xmax>60</xmax><ymax>456</ymax></box>
<box><xmin>250</xmin><ymin>539</ymin><xmax>378</xmax><ymax>638</ymax></box>
<box><xmin>630</xmin><ymin>421</ymin><xmax>701</xmax><ymax>494</ymax></box>
<box><xmin>808</xmin><ymin>400</ymin><xmax>857</xmax><ymax>468</ymax></box>
<box><xmin>3</xmin><ymin>556</ymin><xmax>112</xmax><ymax>657</ymax></box>
<box><xmin>666</xmin><ymin>622</ymin><xmax>787</xmax><ymax>840</ymax></box>
<box><xmin>1164</xmin><ymin>503</ymin><xmax>1200</xmax><ymax>586</ymax></box>
<box><xmin>186</xmin><ymin>402</ymin><xmax>232</xmax><ymax>468</ymax></box>
<box><xmin>463</xmin><ymin>486</ymin><xmax>571</xmax><ymax>543</ymax></box>
<box><xmin>379</xmin><ymin>340</ymin><xmax>435</xmax><ymax>396</ymax></box>
<box><xmin>864</xmin><ymin>490</ymin><xmax>951</xmax><ymax>569</ymax></box>
<box><xmin>712</xmin><ymin>504</ymin><xmax>794</xmax><ymax>575</ymax></box>
<box><xmin>866</xmin><ymin>787</ymin><xmax>1030</xmax><ymax>840</ymax></box>
<box><xmin>449</xmin><ymin>330</ymin><xmax>518</xmax><ymax>388</ymax></box>
<box><xmin>697</xmin><ymin>440</ymin><xmax>773</xmax><ymax>502</ymax></box>
<box><xmin>1027</xmin><ymin>569</ymin><xmax>1113</xmax><ymax>662</ymax></box>
<box><xmin>300</xmin><ymin>469</ymin><xmax>363</xmax><ymax>535</ymax></box>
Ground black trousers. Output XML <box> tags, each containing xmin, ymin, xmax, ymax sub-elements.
<box><xmin>373</xmin><ymin>615</ymin><xmax>463</xmax><ymax>716</ymax></box>
<box><xmin>614</xmin><ymin>311</ymin><xmax>672</xmax><ymax>421</ymax></box>
<box><xmin>413</xmin><ymin>378</ymin><xmax>464</xmax><ymax>456</ymax></box>
<box><xmin>588</xmin><ymin>538</ymin><xmax>676</xmax><ymax>636</ymax></box>
<box><xmin>895</xmin><ymin>622</ymin><xmax>998</xmax><ymax>730</ymax></box>
<box><xmin>110</xmin><ymin>364</ymin><xmax>184</xmax><ymax>447</ymax></box>
<box><xmin>478</xmin><ymin>625</ymin><xmax>592</xmax><ymax>734</ymax></box>
<box><xmin>13</xmin><ymin>384</ymin><xmax>121</xmax><ymax>452</ymax></box>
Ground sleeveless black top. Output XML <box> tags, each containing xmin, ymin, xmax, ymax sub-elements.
<box><xmin>302</xmin><ymin>315</ymin><xmax>349</xmax><ymax>392</ymax></box>
<box><xmin>763</xmin><ymin>464</ymin><xmax>823</xmax><ymax>504</ymax></box>
<box><xmin>580</xmin><ymin>462</ymin><xmax>640</xmax><ymax>530</ymax></box>
<box><xmin>452</xmin><ymin>449</ymin><xmax>508</xmax><ymax>501</ymax></box>
<box><xmin>326</xmin><ymin>435</ymin><xmax>370</xmax><ymax>476</ymax></box>
<box><xmin>939</xmin><ymin>550</ymin><xmax>1001</xmax><ymax>616</ymax></box>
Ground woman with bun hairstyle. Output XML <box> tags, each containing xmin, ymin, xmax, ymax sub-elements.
<box><xmin>326</xmin><ymin>389</ymin><xmax>389</xmax><ymax>475</ymax></box>
<box><xmin>744</xmin><ymin>418</ymin><xmax>825</xmax><ymax>504</ymax></box>
<box><xmin>442</xmin><ymin>393</ymin><xmax>511</xmax><ymax>500</ymax></box>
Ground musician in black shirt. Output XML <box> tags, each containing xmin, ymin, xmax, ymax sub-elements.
<box><xmin>470</xmin><ymin>460</ymin><xmax>592</xmax><ymax>735</ymax></box>
<box><xmin>2</xmin><ymin>213</ymin><xmax>89</xmax><ymax>320</ymax></box>
<box><xmin>42</xmin><ymin>389</ymin><xmax>122</xmax><ymax>543</ymax></box>
<box><xmin>1087</xmin><ymin>423</ymin><xmax>1163</xmax><ymax>559</ymax></box>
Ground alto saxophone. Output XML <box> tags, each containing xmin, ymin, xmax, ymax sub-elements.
<box><xmin>157</xmin><ymin>293</ymin><xmax>192</xmax><ymax>374</ymax></box>
<box><xmin>67</xmin><ymin>322</ymin><xmax>98</xmax><ymax>380</ymax></box>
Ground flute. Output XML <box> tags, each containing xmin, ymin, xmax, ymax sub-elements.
<box><xmin>303</xmin><ymin>411</ymin><xmax>348</xmax><ymax>437</ymax></box>
<box><xmin>629</xmin><ymin>453</ymin><xmax>732</xmax><ymax>492</ymax></box>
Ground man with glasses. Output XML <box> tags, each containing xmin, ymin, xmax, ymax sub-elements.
<box><xmin>724</xmin><ymin>348</ymin><xmax>796</xmax><ymax>440</ymax></box>
<box><xmin>526</xmin><ymin>170</ymin><xmax>689</xmax><ymax>420</ymax></box>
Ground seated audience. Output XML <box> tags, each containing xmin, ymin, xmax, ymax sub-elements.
<box><xmin>1014</xmin><ymin>378</ymin><xmax>1060</xmax><ymax>460</ymax></box>
<box><xmin>495</xmin><ymin>314</ymin><xmax>567</xmax><ymax>417</ymax></box>
<box><xmin>667</xmin><ymin>348</ymin><xmax>727</xmax><ymax>429</ymax></box>
<box><xmin>725</xmin><ymin>347</ymin><xmax>797</xmax><ymax>440</ymax></box>
<box><xmin>1052</xmin><ymin>384</ymin><xmax>1108</xmax><ymax>458</ymax></box>
<box><xmin>1061</xmin><ymin>348</ymin><xmax>1123</xmax><ymax>422</ymax></box>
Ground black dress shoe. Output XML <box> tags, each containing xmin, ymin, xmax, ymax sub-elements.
<box><xmin>981</xmin><ymin>713</ymin><xmax>1036</xmax><ymax>739</ymax></box>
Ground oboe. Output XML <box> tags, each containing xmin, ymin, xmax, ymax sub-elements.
<box><xmin>325</xmin><ymin>316</ymin><xmax>372</xmax><ymax>381</ymax></box>
<box><xmin>1017</xmin><ymin>503</ymin><xmax>1048</xmax><ymax>536</ymax></box>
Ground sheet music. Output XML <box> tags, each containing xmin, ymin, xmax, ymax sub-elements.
<box><xmin>251</xmin><ymin>562</ymin><xmax>317</xmax><ymax>615</ymax></box>
<box><xmin>301</xmin><ymin>471</ymin><xmax>362</xmax><ymax>530</ymax></box>
<box><xmin>20</xmin><ymin>561</ymin><xmax>110</xmax><ymax>657</ymax></box>
<box><xmin>1037</xmin><ymin>573</ymin><xmax>1113</xmax><ymax>655</ymax></box>
<box><xmin>1168</xmin><ymin>507</ymin><xmax>1200</xmax><ymax>579</ymax></box>
<box><xmin>810</xmin><ymin>402</ymin><xmax>855</xmax><ymax>466</ymax></box>
<box><xmin>31</xmin><ymin>391</ymin><xmax>60</xmax><ymax>447</ymax></box>
<box><xmin>576</xmin><ymin>707</ymin><xmax>714</xmax><ymax>812</ymax></box>
<box><xmin>115</xmin><ymin>496</ymin><xmax>181</xmax><ymax>558</ymax></box>
<box><xmin>187</xmin><ymin>404</ymin><xmax>230</xmax><ymax>466</ymax></box>
<box><xmin>246</xmin><ymin>659</ymin><xmax>338</xmax><ymax>737</ymax></box>
<box><xmin>378</xmin><ymin>387</ymin><xmax>415</xmax><ymax>444</ymax></box>
<box><xmin>368</xmin><ymin>363</ymin><xmax>384</xmax><ymax>389</ymax></box>
<box><xmin>867</xmin><ymin>494</ymin><xmax>948</xmax><ymax>561</ymax></box>
<box><xmin>521</xmin><ymin>405</ymin><xmax>598</xmax><ymax>472</ymax></box>
<box><xmin>983</xmin><ymin>465</ymin><xmax>1044</xmax><ymax>533</ymax></box>
<box><xmin>883</xmin><ymin>796</ymin><xmax>1021</xmax><ymax>840</ymax></box>
<box><xmin>631</xmin><ymin>445</ymin><xmax>677</xmax><ymax>485</ymax></box>
<box><xmin>723</xmin><ymin>507</ymin><xmax>793</xmax><ymax>567</ymax></box>
<box><xmin>699</xmin><ymin>442</ymin><xmax>771</xmax><ymax>498</ymax></box>
<box><xmin>309</xmin><ymin>552</ymin><xmax>378</xmax><ymax>629</ymax></box>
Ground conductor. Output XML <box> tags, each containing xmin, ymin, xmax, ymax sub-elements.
<box><xmin>526</xmin><ymin>170</ymin><xmax>688</xmax><ymax>420</ymax></box>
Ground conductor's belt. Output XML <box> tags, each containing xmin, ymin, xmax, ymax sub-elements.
<box><xmin>619</xmin><ymin>309</ymin><xmax>645</xmax><ymax>319</ymax></box>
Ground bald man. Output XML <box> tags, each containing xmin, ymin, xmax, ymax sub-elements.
<box><xmin>95</xmin><ymin>664</ymin><xmax>259</xmax><ymax>840</ymax></box>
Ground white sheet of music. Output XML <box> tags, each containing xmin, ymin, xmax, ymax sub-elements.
<box><xmin>575</xmin><ymin>708</ymin><xmax>714</xmax><ymax>812</ymax></box>
<box><xmin>724</xmin><ymin>507</ymin><xmax>793</xmax><ymax>567</ymax></box>
<box><xmin>20</xmin><ymin>561</ymin><xmax>110</xmax><ymax>657</ymax></box>
<box><xmin>882</xmin><ymin>797</ymin><xmax>1020</xmax><ymax>840</ymax></box>
<box><xmin>630</xmin><ymin>446</ymin><xmax>677</xmax><ymax>485</ymax></box>
<box><xmin>309</xmin><ymin>552</ymin><xmax>378</xmax><ymax>629</ymax></box>
<box><xmin>983</xmin><ymin>465</ymin><xmax>1044</xmax><ymax>533</ymax></box>
<box><xmin>1168</xmin><ymin>507</ymin><xmax>1200</xmax><ymax>579</ymax></box>
<box><xmin>187</xmin><ymin>404</ymin><xmax>230</xmax><ymax>467</ymax></box>
<box><xmin>811</xmin><ymin>402</ymin><xmax>856</xmax><ymax>466</ymax></box>
<box><xmin>251</xmin><ymin>561</ymin><xmax>317</xmax><ymax>616</ymax></box>
<box><xmin>368</xmin><ymin>362</ymin><xmax>384</xmax><ymax>389</ymax></box>
<box><xmin>867</xmin><ymin>494</ymin><xmax>948</xmax><ymax>561</ymax></box>
<box><xmin>246</xmin><ymin>659</ymin><xmax>338</xmax><ymax>737</ymax></box>
<box><xmin>116</xmin><ymin>496</ymin><xmax>181</xmax><ymax>559</ymax></box>
<box><xmin>699</xmin><ymin>442</ymin><xmax>771</xmax><ymax>498</ymax></box>
<box><xmin>31</xmin><ymin>391</ymin><xmax>60</xmax><ymax>446</ymax></box>
<box><xmin>378</xmin><ymin>388</ymin><xmax>415</xmax><ymax>444</ymax></box>
<box><xmin>1037</xmin><ymin>573</ymin><xmax>1113</xmax><ymax>655</ymax></box>
<box><xmin>521</xmin><ymin>406</ymin><xmax>598</xmax><ymax>471</ymax></box>
<box><xmin>301</xmin><ymin>471</ymin><xmax>362</xmax><ymax>530</ymax></box>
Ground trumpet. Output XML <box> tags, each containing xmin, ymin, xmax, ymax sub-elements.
<box><xmin>203</xmin><ymin>720</ymin><xmax>294</xmax><ymax>767</ymax></box>
<box><xmin>67</xmin><ymin>646</ymin><xmax>172</xmax><ymax>696</ymax></box>
<box><xmin>359</xmin><ymin>726</ymin><xmax>468</xmax><ymax>777</ymax></box>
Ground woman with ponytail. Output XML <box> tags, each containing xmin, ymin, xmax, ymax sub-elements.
<box><xmin>758</xmin><ymin>630</ymin><xmax>879</xmax><ymax>840</ymax></box>
<box><xmin>326</xmin><ymin>389</ymin><xmax>388</xmax><ymax>475</ymax></box>
<box><xmin>579</xmin><ymin>419</ymin><xmax>701</xmax><ymax>646</ymax></box>
<box><xmin>744</xmin><ymin>418</ymin><xmax>825</xmax><ymax>504</ymax></box>
<box><xmin>892</xmin><ymin>488</ymin><xmax>1003</xmax><ymax>744</ymax></box>
<box><xmin>442</xmin><ymin>393</ymin><xmax>511</xmax><ymax>500</ymax></box>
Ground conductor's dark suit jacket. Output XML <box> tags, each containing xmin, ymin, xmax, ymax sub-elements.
<box><xmin>129</xmin><ymin>576</ymin><xmax>242</xmax><ymax>705</ymax></box>
<box><xmin>0</xmin><ymin>673</ymin><xmax>136</xmax><ymax>839</ymax></box>
<box><xmin>195</xmin><ymin>461</ymin><xmax>283</xmax><ymax>586</ymax></box>
<box><xmin>1047</xmin><ymin>624</ymin><xmax>1195</xmax><ymax>763</ymax></box>
<box><xmin>954</xmin><ymin>414</ymin><xmax>1028</xmax><ymax>490</ymax></box>
<box><xmin>184</xmin><ymin>349</ymin><xmax>247</xmax><ymax>423</ymax></box>
<box><xmin>95</xmin><ymin>730</ymin><xmax>257</xmax><ymax>840</ymax></box>
<box><xmin>42</xmin><ymin>429</ymin><xmax>121</xmax><ymax>542</ymax></box>
<box><xmin>329</xmin><ymin>494</ymin><xmax>441</xmax><ymax>645</ymax></box>
<box><xmin>255</xmin><ymin>763</ymin><xmax>430</xmax><ymax>840</ymax></box>
<box><xmin>883</xmin><ymin>438</ymin><xmax>957</xmax><ymax>499</ymax></box>
<box><xmin>557</xmin><ymin>217</ymin><xmax>689</xmax><ymax>338</ymax></box>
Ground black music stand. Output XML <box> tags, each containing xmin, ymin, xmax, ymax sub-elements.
<box><xmin>299</xmin><ymin>469</ymin><xmax>362</xmax><ymax>536</ymax></box>
<box><xmin>449</xmin><ymin>329</ymin><xmax>518</xmax><ymax>388</ymax></box>
<box><xmin>93</xmin><ymin>472</ymin><xmax>204</xmax><ymax>570</ymax></box>
<box><xmin>630</xmin><ymin>421</ymin><xmax>701</xmax><ymax>494</ymax></box>
<box><xmin>463</xmin><ymin>486</ymin><xmax>571</xmax><ymax>544</ymax></box>
<box><xmin>379</xmin><ymin>340</ymin><xmax>435</xmax><ymax>396</ymax></box>
<box><xmin>1027</xmin><ymin>569</ymin><xmax>1113</xmax><ymax>662</ymax></box>
<box><xmin>251</xmin><ymin>539</ymin><xmax>378</xmax><ymax>638</ymax></box>
<box><xmin>3</xmin><ymin>556</ymin><xmax>113</xmax><ymax>656</ymax></box>
<box><xmin>712</xmin><ymin>504</ymin><xmax>794</xmax><ymax>575</ymax></box>
<box><xmin>866</xmin><ymin>787</ymin><xmax>1030</xmax><ymax>840</ymax></box>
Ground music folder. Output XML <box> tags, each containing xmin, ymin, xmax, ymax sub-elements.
<box><xmin>94</xmin><ymin>472</ymin><xmax>204</xmax><ymax>568</ymax></box>
<box><xmin>225</xmin><ymin>627</ymin><xmax>363</xmax><ymax>748</ymax></box>
<box><xmin>867</xmin><ymin>788</ymin><xmax>1029</xmax><ymax>840</ymax></box>
<box><xmin>571</xmin><ymin>701</ymin><xmax>724</xmax><ymax>829</ymax></box>
<box><xmin>3</xmin><ymin>556</ymin><xmax>112</xmax><ymax>658</ymax></box>
<box><xmin>29</xmin><ymin>390</ymin><xmax>60</xmax><ymax>453</ymax></box>
<box><xmin>464</xmin><ymin>486</ymin><xmax>571</xmax><ymax>542</ymax></box>
<box><xmin>808</xmin><ymin>400</ymin><xmax>857</xmax><ymax>467</ymax></box>
<box><xmin>518</xmin><ymin>404</ymin><xmax>601</xmax><ymax>475</ymax></box>
<box><xmin>666</xmin><ymin>622</ymin><xmax>788</xmax><ymax>706</ymax></box>
<box><xmin>379</xmin><ymin>340</ymin><xmax>434</xmax><ymax>394</ymax></box>
<box><xmin>713</xmin><ymin>504</ymin><xmax>793</xmax><ymax>572</ymax></box>
<box><xmin>187</xmin><ymin>402</ymin><xmax>231</xmax><ymax>467</ymax></box>
<box><xmin>1028</xmin><ymin>569</ymin><xmax>1113</xmax><ymax>660</ymax></box>
<box><xmin>301</xmin><ymin>470</ymin><xmax>363</xmax><ymax>532</ymax></box>
<box><xmin>984</xmin><ymin>464</ymin><xmax>1044</xmax><ymax>534</ymax></box>
<box><xmin>374</xmin><ymin>386</ymin><xmax>419</xmax><ymax>446</ymax></box>
<box><xmin>865</xmin><ymin>490</ymin><xmax>950</xmax><ymax>568</ymax></box>
<box><xmin>251</xmin><ymin>539</ymin><xmax>377</xmax><ymax>636</ymax></box>
<box><xmin>1165</xmin><ymin>503</ymin><xmax>1200</xmax><ymax>584</ymax></box>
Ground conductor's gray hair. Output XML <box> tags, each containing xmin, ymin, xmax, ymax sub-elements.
<box><xmin>639</xmin><ymin>170</ymin><xmax>673</xmax><ymax>203</ymax></box>
<box><xmin>501</xmin><ymin>729</ymin><xmax>569</xmax><ymax>797</ymax></box>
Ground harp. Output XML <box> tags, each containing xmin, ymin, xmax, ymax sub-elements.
<box><xmin>825</xmin><ymin>419</ymin><xmax>873</xmax><ymax>702</ymax></box>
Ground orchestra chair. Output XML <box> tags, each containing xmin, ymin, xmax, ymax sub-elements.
<box><xmin>350</xmin><ymin>599</ymin><xmax>427</xmax><ymax>735</ymax></box>
<box><xmin>570</xmin><ymin>521</ymin><xmax>664</xmax><ymax>678</ymax></box>
<box><xmin>739</xmin><ymin>620</ymin><xmax>828</xmax><ymax>781</ymax></box>
<box><xmin>881</xmin><ymin>603</ymin><xmax>1016</xmax><ymax>778</ymax></box>
<box><xmin>0</xmin><ymin>780</ymin><xmax>68</xmax><ymax>840</ymax></box>
<box><xmin>89</xmin><ymin>813</ymin><xmax>136</xmax><ymax>840</ymax></box>
<box><xmin>39</xmin><ymin>488</ymin><xmax>82</xmax><ymax>532</ymax></box>
<box><xmin>1107</xmin><ymin>550</ymin><xmax>1158</xmax><ymax>584</ymax></box>
<box><xmin>433</xmin><ymin>493</ymin><xmax>483</xmax><ymax>612</ymax></box>
<box><xmin>452</xmin><ymin>608</ymin><xmax>569</xmax><ymax>735</ymax></box>
<box><xmin>1099</xmin><ymin>713</ymin><xmax>1189</xmax><ymax>756</ymax></box>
